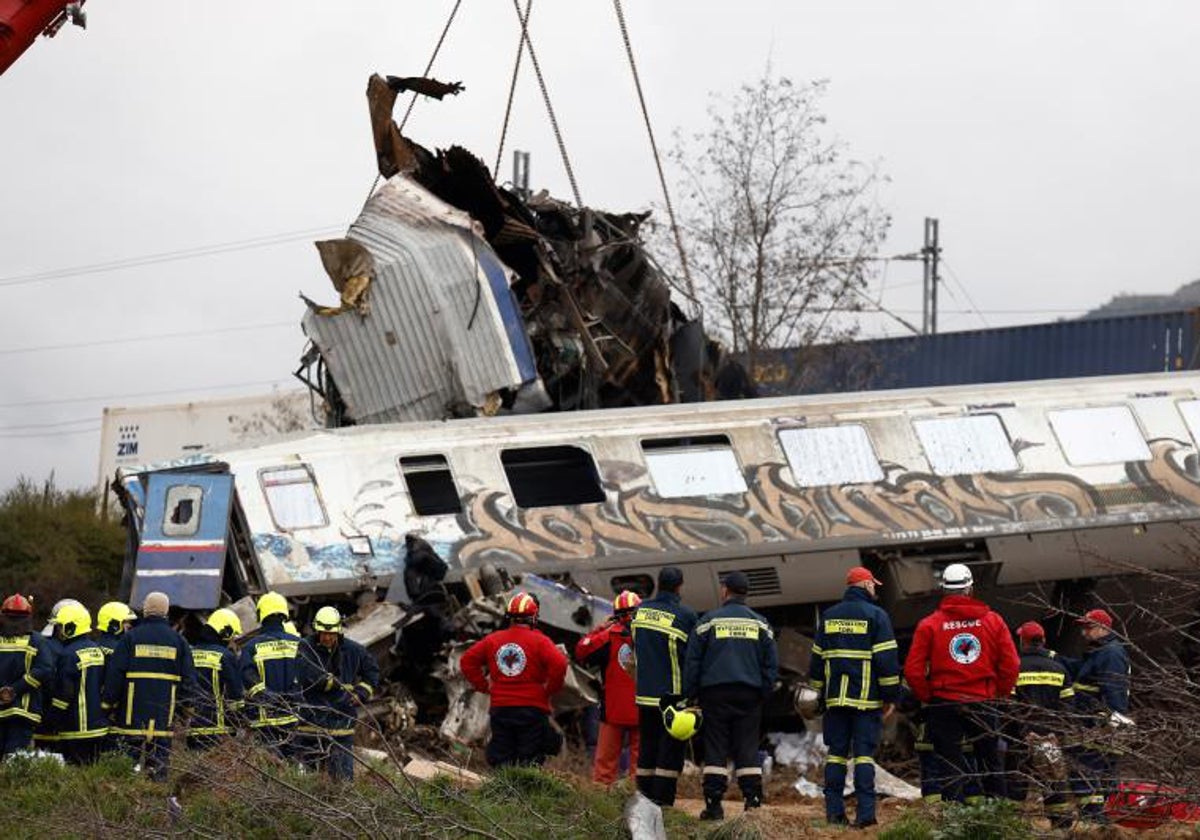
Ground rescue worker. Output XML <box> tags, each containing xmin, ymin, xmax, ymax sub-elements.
<box><xmin>95</xmin><ymin>601</ymin><xmax>136</xmax><ymax>657</ymax></box>
<box><xmin>808</xmin><ymin>567</ymin><xmax>900</xmax><ymax>828</ymax></box>
<box><xmin>574</xmin><ymin>590</ymin><xmax>641</xmax><ymax>786</ymax></box>
<box><xmin>461</xmin><ymin>592</ymin><xmax>568</xmax><ymax>768</ymax></box>
<box><xmin>1005</xmin><ymin>621</ymin><xmax>1073</xmax><ymax>828</ymax></box>
<box><xmin>48</xmin><ymin>603</ymin><xmax>108</xmax><ymax>764</ymax></box>
<box><xmin>631</xmin><ymin>567</ymin><xmax>698</xmax><ymax>808</ymax></box>
<box><xmin>34</xmin><ymin>598</ymin><xmax>81</xmax><ymax>752</ymax></box>
<box><xmin>297</xmin><ymin>606</ymin><xmax>380</xmax><ymax>780</ymax></box>
<box><xmin>188</xmin><ymin>608</ymin><xmax>245</xmax><ymax>749</ymax></box>
<box><xmin>1067</xmin><ymin>608</ymin><xmax>1131</xmax><ymax>824</ymax></box>
<box><xmin>239</xmin><ymin>592</ymin><xmax>302</xmax><ymax>758</ymax></box>
<box><xmin>903</xmin><ymin>563</ymin><xmax>1019</xmax><ymax>803</ymax></box>
<box><xmin>0</xmin><ymin>594</ymin><xmax>54</xmax><ymax>757</ymax></box>
<box><xmin>682</xmin><ymin>571</ymin><xmax>779</xmax><ymax>821</ymax></box>
<box><xmin>102</xmin><ymin>591</ymin><xmax>196</xmax><ymax>781</ymax></box>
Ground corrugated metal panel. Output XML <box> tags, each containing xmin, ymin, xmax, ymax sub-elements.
<box><xmin>302</xmin><ymin>177</ymin><xmax>538</xmax><ymax>424</ymax></box>
<box><xmin>753</xmin><ymin>309</ymin><xmax>1200</xmax><ymax>396</ymax></box>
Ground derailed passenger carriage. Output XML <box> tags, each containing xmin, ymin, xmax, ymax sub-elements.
<box><xmin>114</xmin><ymin>371</ymin><xmax>1200</xmax><ymax>643</ymax></box>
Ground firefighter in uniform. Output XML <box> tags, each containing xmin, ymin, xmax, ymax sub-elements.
<box><xmin>240</xmin><ymin>592</ymin><xmax>303</xmax><ymax>758</ymax></box>
<box><xmin>574</xmin><ymin>590</ymin><xmax>641</xmax><ymax>785</ymax></box>
<box><xmin>0</xmin><ymin>594</ymin><xmax>54</xmax><ymax>758</ymax></box>
<box><xmin>48</xmin><ymin>603</ymin><xmax>108</xmax><ymax>764</ymax></box>
<box><xmin>903</xmin><ymin>563</ymin><xmax>1019</xmax><ymax>803</ymax></box>
<box><xmin>34</xmin><ymin>598</ymin><xmax>82</xmax><ymax>753</ymax></box>
<box><xmin>1004</xmin><ymin>621</ymin><xmax>1073</xmax><ymax>827</ymax></box>
<box><xmin>461</xmin><ymin>592</ymin><xmax>568</xmax><ymax>767</ymax></box>
<box><xmin>631</xmin><ymin>566</ymin><xmax>698</xmax><ymax>807</ymax></box>
<box><xmin>95</xmin><ymin>601</ymin><xmax>136</xmax><ymax>657</ymax></box>
<box><xmin>102</xmin><ymin>591</ymin><xmax>196</xmax><ymax>780</ymax></box>
<box><xmin>683</xmin><ymin>571</ymin><xmax>779</xmax><ymax>821</ymax></box>
<box><xmin>1067</xmin><ymin>608</ymin><xmax>1131</xmax><ymax>824</ymax></box>
<box><xmin>809</xmin><ymin>567</ymin><xmax>900</xmax><ymax>828</ymax></box>
<box><xmin>188</xmin><ymin>608</ymin><xmax>244</xmax><ymax>749</ymax></box>
<box><xmin>297</xmin><ymin>606</ymin><xmax>380</xmax><ymax>780</ymax></box>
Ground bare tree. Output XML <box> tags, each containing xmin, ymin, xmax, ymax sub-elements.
<box><xmin>658</xmin><ymin>69</ymin><xmax>891</xmax><ymax>378</ymax></box>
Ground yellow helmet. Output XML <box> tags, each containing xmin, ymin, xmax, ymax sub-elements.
<box><xmin>313</xmin><ymin>606</ymin><xmax>343</xmax><ymax>633</ymax></box>
<box><xmin>57</xmin><ymin>603</ymin><xmax>93</xmax><ymax>640</ymax></box>
<box><xmin>97</xmin><ymin>601</ymin><xmax>135</xmax><ymax>635</ymax></box>
<box><xmin>256</xmin><ymin>591</ymin><xmax>289</xmax><ymax>622</ymax></box>
<box><xmin>663</xmin><ymin>705</ymin><xmax>702</xmax><ymax>741</ymax></box>
<box><xmin>206</xmin><ymin>608</ymin><xmax>242</xmax><ymax>640</ymax></box>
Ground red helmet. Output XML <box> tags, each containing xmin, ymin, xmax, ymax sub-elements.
<box><xmin>506</xmin><ymin>592</ymin><xmax>539</xmax><ymax>619</ymax></box>
<box><xmin>1</xmin><ymin>594</ymin><xmax>33</xmax><ymax>616</ymax></box>
<box><xmin>613</xmin><ymin>590</ymin><xmax>642</xmax><ymax>614</ymax></box>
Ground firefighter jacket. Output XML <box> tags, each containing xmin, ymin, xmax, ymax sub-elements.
<box><xmin>190</xmin><ymin>640</ymin><xmax>244</xmax><ymax>737</ymax></box>
<box><xmin>0</xmin><ymin>630</ymin><xmax>54</xmax><ymax>724</ymax></box>
<box><xmin>903</xmin><ymin>594</ymin><xmax>1019</xmax><ymax>703</ymax></box>
<box><xmin>808</xmin><ymin>586</ymin><xmax>901</xmax><ymax>710</ymax></box>
<box><xmin>102</xmin><ymin>616</ymin><xmax>196</xmax><ymax>739</ymax></box>
<box><xmin>297</xmin><ymin>634</ymin><xmax>380</xmax><ymax>736</ymax></box>
<box><xmin>239</xmin><ymin>618</ymin><xmax>302</xmax><ymax>728</ymax></box>
<box><xmin>631</xmin><ymin>592</ymin><xmax>697</xmax><ymax>707</ymax></box>
<box><xmin>682</xmin><ymin>597</ymin><xmax>779</xmax><ymax>697</ymax></box>
<box><xmin>34</xmin><ymin>634</ymin><xmax>64</xmax><ymax>738</ymax></box>
<box><xmin>50</xmin><ymin>637</ymin><xmax>108</xmax><ymax>740</ymax></box>
<box><xmin>574</xmin><ymin>618</ymin><xmax>638</xmax><ymax>727</ymax></box>
<box><xmin>95</xmin><ymin>631</ymin><xmax>122</xmax><ymax>658</ymax></box>
<box><xmin>461</xmin><ymin>623</ymin><xmax>567</xmax><ymax>712</ymax></box>
<box><xmin>1071</xmin><ymin>634</ymin><xmax>1130</xmax><ymax>716</ymax></box>
<box><xmin>1012</xmin><ymin>647</ymin><xmax>1073</xmax><ymax>735</ymax></box>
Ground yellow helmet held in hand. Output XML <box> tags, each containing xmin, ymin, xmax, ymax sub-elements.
<box><xmin>313</xmin><ymin>606</ymin><xmax>343</xmax><ymax>633</ymax></box>
<box><xmin>256</xmin><ymin>591</ymin><xmax>289</xmax><ymax>622</ymax></box>
<box><xmin>206</xmin><ymin>608</ymin><xmax>242</xmax><ymax>640</ymax></box>
<box><xmin>663</xmin><ymin>704</ymin><xmax>702</xmax><ymax>741</ymax></box>
<box><xmin>56</xmin><ymin>603</ymin><xmax>92</xmax><ymax>640</ymax></box>
<box><xmin>98</xmin><ymin>601</ymin><xmax>135</xmax><ymax>635</ymax></box>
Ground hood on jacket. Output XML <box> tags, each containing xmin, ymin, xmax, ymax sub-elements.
<box><xmin>937</xmin><ymin>594</ymin><xmax>990</xmax><ymax>619</ymax></box>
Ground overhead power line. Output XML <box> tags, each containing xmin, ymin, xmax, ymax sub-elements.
<box><xmin>0</xmin><ymin>378</ymin><xmax>295</xmax><ymax>411</ymax></box>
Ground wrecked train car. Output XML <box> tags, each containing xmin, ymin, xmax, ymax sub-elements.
<box><xmin>116</xmin><ymin>371</ymin><xmax>1200</xmax><ymax>635</ymax></box>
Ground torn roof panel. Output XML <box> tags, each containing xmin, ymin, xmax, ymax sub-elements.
<box><xmin>302</xmin><ymin>176</ymin><xmax>539</xmax><ymax>424</ymax></box>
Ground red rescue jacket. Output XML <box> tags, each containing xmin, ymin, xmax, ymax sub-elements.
<box><xmin>461</xmin><ymin>623</ymin><xmax>568</xmax><ymax>712</ymax></box>
<box><xmin>574</xmin><ymin>618</ymin><xmax>638</xmax><ymax>727</ymax></box>
<box><xmin>903</xmin><ymin>595</ymin><xmax>1019</xmax><ymax>703</ymax></box>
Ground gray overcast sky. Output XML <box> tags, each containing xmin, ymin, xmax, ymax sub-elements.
<box><xmin>2</xmin><ymin>1</ymin><xmax>1199</xmax><ymax>490</ymax></box>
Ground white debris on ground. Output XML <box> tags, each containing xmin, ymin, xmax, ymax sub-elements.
<box><xmin>625</xmin><ymin>793</ymin><xmax>668</xmax><ymax>840</ymax></box>
<box><xmin>767</xmin><ymin>731</ymin><xmax>922</xmax><ymax>801</ymax></box>
<box><xmin>4</xmin><ymin>749</ymin><xmax>64</xmax><ymax>765</ymax></box>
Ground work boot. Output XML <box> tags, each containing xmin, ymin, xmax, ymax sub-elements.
<box><xmin>852</xmin><ymin>818</ymin><xmax>878</xmax><ymax>830</ymax></box>
<box><xmin>827</xmin><ymin>814</ymin><xmax>849</xmax><ymax>826</ymax></box>
<box><xmin>699</xmin><ymin>795</ymin><xmax>725</xmax><ymax>821</ymax></box>
<box><xmin>744</xmin><ymin>792</ymin><xmax>763</xmax><ymax>811</ymax></box>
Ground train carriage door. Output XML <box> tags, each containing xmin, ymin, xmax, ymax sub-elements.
<box><xmin>131</xmin><ymin>473</ymin><xmax>234</xmax><ymax>609</ymax></box>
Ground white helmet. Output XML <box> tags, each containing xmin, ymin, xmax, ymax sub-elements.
<box><xmin>941</xmin><ymin>563</ymin><xmax>974</xmax><ymax>591</ymax></box>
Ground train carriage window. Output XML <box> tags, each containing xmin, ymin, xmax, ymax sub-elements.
<box><xmin>399</xmin><ymin>455</ymin><xmax>462</xmax><ymax>516</ymax></box>
<box><xmin>778</xmin><ymin>425</ymin><xmax>884</xmax><ymax>487</ymax></box>
<box><xmin>501</xmin><ymin>446</ymin><xmax>606</xmax><ymax>508</ymax></box>
<box><xmin>259</xmin><ymin>465</ymin><xmax>328</xmax><ymax>531</ymax></box>
<box><xmin>1047</xmin><ymin>406</ymin><xmax>1151</xmax><ymax>466</ymax></box>
<box><xmin>162</xmin><ymin>484</ymin><xmax>203</xmax><ymax>537</ymax></box>
<box><xmin>1176</xmin><ymin>400</ymin><xmax>1200</xmax><ymax>447</ymax></box>
<box><xmin>913</xmin><ymin>415</ymin><xmax>1019</xmax><ymax>476</ymax></box>
<box><xmin>640</xmin><ymin>435</ymin><xmax>747</xmax><ymax>498</ymax></box>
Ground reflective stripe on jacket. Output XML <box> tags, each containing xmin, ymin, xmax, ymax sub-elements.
<box><xmin>808</xmin><ymin>587</ymin><xmax>901</xmax><ymax>710</ymax></box>
<box><xmin>51</xmin><ymin>637</ymin><xmax>108</xmax><ymax>740</ymax></box>
<box><xmin>682</xmin><ymin>597</ymin><xmax>779</xmax><ymax>696</ymax></box>
<box><xmin>0</xmin><ymin>632</ymin><xmax>55</xmax><ymax>724</ymax></box>
<box><xmin>631</xmin><ymin>592</ymin><xmax>697</xmax><ymax>706</ymax></box>
<box><xmin>102</xmin><ymin>616</ymin><xmax>196</xmax><ymax>739</ymax></box>
<box><xmin>297</xmin><ymin>635</ymin><xmax>380</xmax><ymax>735</ymax></box>
<box><xmin>239</xmin><ymin>620</ymin><xmax>302</xmax><ymax>728</ymax></box>
<box><xmin>1072</xmin><ymin>634</ymin><xmax>1130</xmax><ymax>715</ymax></box>
<box><xmin>191</xmin><ymin>642</ymin><xmax>244</xmax><ymax>736</ymax></box>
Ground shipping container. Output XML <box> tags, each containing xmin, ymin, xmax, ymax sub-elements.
<box><xmin>751</xmin><ymin>309</ymin><xmax>1200</xmax><ymax>396</ymax></box>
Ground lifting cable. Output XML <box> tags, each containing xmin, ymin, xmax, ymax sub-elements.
<box><xmin>494</xmin><ymin>0</ymin><xmax>533</xmax><ymax>180</ymax></box>
<box><xmin>507</xmin><ymin>0</ymin><xmax>583</xmax><ymax>208</ymax></box>
<box><xmin>611</xmin><ymin>0</ymin><xmax>696</xmax><ymax>303</ymax></box>
<box><xmin>360</xmin><ymin>0</ymin><xmax>464</xmax><ymax>209</ymax></box>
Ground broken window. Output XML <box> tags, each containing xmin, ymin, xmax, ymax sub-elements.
<box><xmin>778</xmin><ymin>425</ymin><xmax>884</xmax><ymax>487</ymax></box>
<box><xmin>162</xmin><ymin>485</ymin><xmax>203</xmax><ymax>537</ymax></box>
<box><xmin>641</xmin><ymin>435</ymin><xmax>747</xmax><ymax>498</ymax></box>
<box><xmin>1048</xmin><ymin>406</ymin><xmax>1151</xmax><ymax>466</ymax></box>
<box><xmin>501</xmin><ymin>446</ymin><xmax>606</xmax><ymax>508</ymax></box>
<box><xmin>913</xmin><ymin>415</ymin><xmax>1019</xmax><ymax>476</ymax></box>
<box><xmin>399</xmin><ymin>455</ymin><xmax>462</xmax><ymax>516</ymax></box>
<box><xmin>260</xmin><ymin>465</ymin><xmax>328</xmax><ymax>531</ymax></box>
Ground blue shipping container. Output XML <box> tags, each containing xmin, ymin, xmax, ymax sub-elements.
<box><xmin>751</xmin><ymin>309</ymin><xmax>1200</xmax><ymax>396</ymax></box>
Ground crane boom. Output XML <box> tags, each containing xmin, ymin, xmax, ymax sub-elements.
<box><xmin>0</xmin><ymin>0</ymin><xmax>85</xmax><ymax>76</ymax></box>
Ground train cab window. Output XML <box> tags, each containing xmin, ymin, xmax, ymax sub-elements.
<box><xmin>1048</xmin><ymin>406</ymin><xmax>1151</xmax><ymax>466</ymax></box>
<box><xmin>640</xmin><ymin>435</ymin><xmax>747</xmax><ymax>498</ymax></box>
<box><xmin>913</xmin><ymin>415</ymin><xmax>1019</xmax><ymax>476</ymax></box>
<box><xmin>778</xmin><ymin>425</ymin><xmax>884</xmax><ymax>487</ymax></box>
<box><xmin>259</xmin><ymin>465</ymin><xmax>328</xmax><ymax>531</ymax></box>
<box><xmin>501</xmin><ymin>446</ymin><xmax>606</xmax><ymax>508</ymax></box>
<box><xmin>399</xmin><ymin>455</ymin><xmax>462</xmax><ymax>516</ymax></box>
<box><xmin>162</xmin><ymin>485</ymin><xmax>203</xmax><ymax>537</ymax></box>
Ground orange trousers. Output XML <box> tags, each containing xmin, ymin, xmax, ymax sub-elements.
<box><xmin>594</xmin><ymin>721</ymin><xmax>640</xmax><ymax>786</ymax></box>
